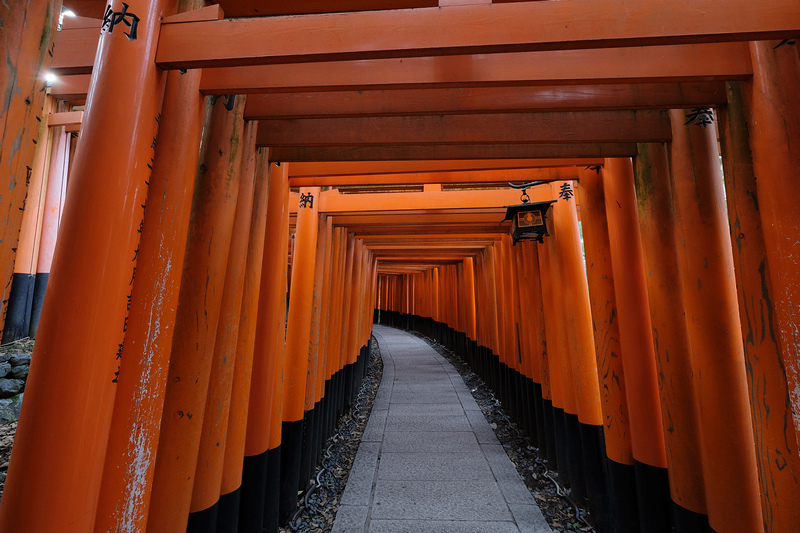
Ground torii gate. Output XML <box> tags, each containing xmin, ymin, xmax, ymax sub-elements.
<box><xmin>1</xmin><ymin>1</ymin><xmax>799</xmax><ymax>532</ymax></box>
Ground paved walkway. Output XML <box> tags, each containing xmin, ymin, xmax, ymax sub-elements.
<box><xmin>332</xmin><ymin>325</ymin><xmax>552</xmax><ymax>533</ymax></box>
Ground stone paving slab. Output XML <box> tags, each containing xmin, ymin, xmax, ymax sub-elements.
<box><xmin>332</xmin><ymin>325</ymin><xmax>551</xmax><ymax>533</ymax></box>
<box><xmin>367</xmin><ymin>520</ymin><xmax>521</xmax><ymax>533</ymax></box>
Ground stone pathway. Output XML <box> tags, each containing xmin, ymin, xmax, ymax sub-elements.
<box><xmin>332</xmin><ymin>325</ymin><xmax>552</xmax><ymax>533</ymax></box>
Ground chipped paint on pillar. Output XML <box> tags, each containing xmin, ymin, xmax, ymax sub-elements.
<box><xmin>747</xmin><ymin>41</ymin><xmax>800</xmax><ymax>438</ymax></box>
<box><xmin>719</xmin><ymin>80</ymin><xmax>800</xmax><ymax>532</ymax></box>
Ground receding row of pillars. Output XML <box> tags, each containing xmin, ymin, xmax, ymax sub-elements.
<box><xmin>376</xmin><ymin>55</ymin><xmax>800</xmax><ymax>531</ymax></box>
<box><xmin>0</xmin><ymin>1</ymin><xmax>379</xmax><ymax>530</ymax></box>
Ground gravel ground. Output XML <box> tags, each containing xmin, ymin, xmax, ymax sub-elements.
<box><xmin>282</xmin><ymin>338</ymin><xmax>384</xmax><ymax>533</ymax></box>
<box><xmin>0</xmin><ymin>332</ymin><xmax>594</xmax><ymax>533</ymax></box>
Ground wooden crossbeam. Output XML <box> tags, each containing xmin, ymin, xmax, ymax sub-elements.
<box><xmin>202</xmin><ymin>44</ymin><xmax>750</xmax><ymax>94</ymax></box>
<box><xmin>244</xmin><ymin>83</ymin><xmax>728</xmax><ymax>119</ymax></box>
<box><xmin>289</xmin><ymin>167</ymin><xmax>581</xmax><ymax>187</ymax></box>
<box><xmin>288</xmin><ymin>159</ymin><xmax>599</xmax><ymax>177</ymax></box>
<box><xmin>154</xmin><ymin>0</ymin><xmax>800</xmax><ymax>68</ymax></box>
<box><xmin>270</xmin><ymin>144</ymin><xmax>637</xmax><ymax>161</ymax></box>
<box><xmin>257</xmin><ymin>111</ymin><xmax>670</xmax><ymax>146</ymax></box>
<box><xmin>318</xmin><ymin>187</ymin><xmax>551</xmax><ymax>213</ymax></box>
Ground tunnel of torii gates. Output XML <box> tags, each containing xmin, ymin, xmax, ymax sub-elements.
<box><xmin>0</xmin><ymin>0</ymin><xmax>799</xmax><ymax>532</ymax></box>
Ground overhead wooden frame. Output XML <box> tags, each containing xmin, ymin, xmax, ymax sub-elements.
<box><xmin>256</xmin><ymin>111</ymin><xmax>671</xmax><ymax>147</ymax></box>
<box><xmin>269</xmin><ymin>144</ymin><xmax>638</xmax><ymax>161</ymax></box>
<box><xmin>153</xmin><ymin>0</ymin><xmax>800</xmax><ymax>68</ymax></box>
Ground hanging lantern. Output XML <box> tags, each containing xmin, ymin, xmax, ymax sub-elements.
<box><xmin>502</xmin><ymin>182</ymin><xmax>555</xmax><ymax>245</ymax></box>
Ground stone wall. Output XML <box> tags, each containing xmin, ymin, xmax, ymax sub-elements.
<box><xmin>0</xmin><ymin>352</ymin><xmax>29</xmax><ymax>424</ymax></box>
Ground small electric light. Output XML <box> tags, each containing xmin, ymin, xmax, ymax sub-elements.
<box><xmin>62</xmin><ymin>9</ymin><xmax>76</xmax><ymax>17</ymax></box>
<box><xmin>44</xmin><ymin>72</ymin><xmax>58</xmax><ymax>86</ymax></box>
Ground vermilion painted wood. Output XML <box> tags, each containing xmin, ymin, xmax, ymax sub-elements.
<box><xmin>189</xmin><ymin>120</ymin><xmax>258</xmax><ymax>515</ymax></box>
<box><xmin>719</xmin><ymin>80</ymin><xmax>800</xmax><ymax>531</ymax></box>
<box><xmin>256</xmin><ymin>111</ymin><xmax>671</xmax><ymax>147</ymax></box>
<box><xmin>269</xmin><ymin>143</ymin><xmax>638</xmax><ymax>161</ymax></box>
<box><xmin>601</xmin><ymin>157</ymin><xmax>668</xmax><ymax>470</ymax></box>
<box><xmin>243</xmin><ymin>83</ymin><xmax>728</xmax><ymax>119</ymax></box>
<box><xmin>669</xmin><ymin>108</ymin><xmax>763</xmax><ymax>532</ymax></box>
<box><xmin>155</xmin><ymin>0</ymin><xmax>800</xmax><ymax>68</ymax></box>
<box><xmin>290</xmin><ymin>167</ymin><xmax>581</xmax><ymax>187</ymax></box>
<box><xmin>199</xmin><ymin>44</ymin><xmax>751</xmax><ymax>94</ymax></box>
<box><xmin>288</xmin><ymin>159</ymin><xmax>600</xmax><ymax>177</ymax></box>
<box><xmin>576</xmin><ymin>169</ymin><xmax>633</xmax><ymax>466</ymax></box>
<box><xmin>633</xmin><ymin>143</ymin><xmax>708</xmax><ymax>516</ymax></box>
<box><xmin>146</xmin><ymin>95</ymin><xmax>246</xmax><ymax>533</ymax></box>
<box><xmin>93</xmin><ymin>64</ymin><xmax>206</xmax><ymax>533</ymax></box>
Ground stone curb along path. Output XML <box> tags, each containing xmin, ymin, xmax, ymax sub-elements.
<box><xmin>333</xmin><ymin>325</ymin><xmax>552</xmax><ymax>533</ymax></box>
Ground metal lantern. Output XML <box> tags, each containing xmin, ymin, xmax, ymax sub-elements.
<box><xmin>502</xmin><ymin>182</ymin><xmax>556</xmax><ymax>245</ymax></box>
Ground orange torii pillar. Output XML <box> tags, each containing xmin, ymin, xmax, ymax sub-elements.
<box><xmin>146</xmin><ymin>95</ymin><xmax>246</xmax><ymax>533</ymax></box>
<box><xmin>535</xmin><ymin>241</ymin><xmax>558</xmax><ymax>467</ymax></box>
<box><xmin>331</xmin><ymin>228</ymin><xmax>351</xmax><ymax>434</ymax></box>
<box><xmin>186</xmin><ymin>120</ymin><xmax>259</xmax><ymax>533</ymax></box>
<box><xmin>337</xmin><ymin>233</ymin><xmax>356</xmax><ymax>412</ymax></box>
<box><xmin>93</xmin><ymin>62</ymin><xmax>206</xmax><ymax>532</ymax></box>
<box><xmin>217</xmin><ymin>149</ymin><xmax>271</xmax><ymax>531</ymax></box>
<box><xmin>3</xmin><ymin>96</ymin><xmax>55</xmax><ymax>343</ymax></box>
<box><xmin>239</xmin><ymin>161</ymin><xmax>289</xmax><ymax>533</ymax></box>
<box><xmin>498</xmin><ymin>237</ymin><xmax>520</xmax><ymax>420</ymax></box>
<box><xmin>345</xmin><ymin>238</ymin><xmax>366</xmax><ymax>405</ymax></box>
<box><xmin>544</xmin><ymin>187</ymin><xmax>585</xmax><ymax>498</ymax></box>
<box><xmin>323</xmin><ymin>227</ymin><xmax>346</xmax><ymax>443</ymax></box>
<box><xmin>747</xmin><ymin>43</ymin><xmax>800</xmax><ymax>453</ymax></box>
<box><xmin>514</xmin><ymin>242</ymin><xmax>548</xmax><ymax>454</ymax></box>
<box><xmin>486</xmin><ymin>245</ymin><xmax>505</xmax><ymax>395</ymax></box>
<box><xmin>539</xmin><ymin>232</ymin><xmax>576</xmax><ymax>481</ymax></box>
<box><xmin>603</xmin><ymin>157</ymin><xmax>671</xmax><ymax>531</ymax></box>
<box><xmin>550</xmin><ymin>181</ymin><xmax>607</xmax><ymax>515</ymax></box>
<box><xmin>462</xmin><ymin>257</ymin><xmax>478</xmax><ymax>368</ymax></box>
<box><xmin>0</xmin><ymin>0</ymin><xmax>180</xmax><ymax>529</ymax></box>
<box><xmin>668</xmin><ymin>109</ymin><xmax>763</xmax><ymax>532</ymax></box>
<box><xmin>299</xmin><ymin>215</ymin><xmax>332</xmax><ymax>488</ymax></box>
<box><xmin>30</xmin><ymin>122</ymin><xmax>71</xmax><ymax>338</ymax></box>
<box><xmin>280</xmin><ymin>186</ymin><xmax>321</xmax><ymax>523</ymax></box>
<box><xmin>634</xmin><ymin>143</ymin><xmax>710</xmax><ymax>530</ymax></box>
<box><xmin>311</xmin><ymin>217</ymin><xmax>336</xmax><ymax>480</ymax></box>
<box><xmin>577</xmin><ymin>168</ymin><xmax>635</xmax><ymax>532</ymax></box>
<box><xmin>507</xmin><ymin>240</ymin><xmax>533</xmax><ymax>438</ymax></box>
<box><xmin>720</xmin><ymin>81</ymin><xmax>800</xmax><ymax>531</ymax></box>
<box><xmin>0</xmin><ymin>0</ymin><xmax>57</xmax><ymax>336</ymax></box>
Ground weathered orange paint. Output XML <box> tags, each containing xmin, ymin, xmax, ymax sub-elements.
<box><xmin>633</xmin><ymin>142</ymin><xmax>707</xmax><ymax>515</ymax></box>
<box><xmin>577</xmin><ymin>168</ymin><xmax>633</xmax><ymax>466</ymax></box>
<box><xmin>220</xmin><ymin>147</ymin><xmax>271</xmax><ymax>499</ymax></box>
<box><xmin>189</xmin><ymin>119</ymin><xmax>258</xmax><ymax>515</ymax></box>
<box><xmin>747</xmin><ymin>41</ymin><xmax>800</xmax><ymax>449</ymax></box>
<box><xmin>245</xmin><ymin>161</ymin><xmax>289</xmax><ymax>458</ymax></box>
<box><xmin>146</xmin><ymin>94</ymin><xmax>245</xmax><ymax>533</ymax></box>
<box><xmin>0</xmin><ymin>0</ymin><xmax>58</xmax><ymax>335</ymax></box>
<box><xmin>719</xmin><ymin>81</ymin><xmax>800</xmax><ymax>531</ymax></box>
<box><xmin>0</xmin><ymin>0</ymin><xmax>176</xmax><ymax>528</ymax></box>
<box><xmin>602</xmin><ymin>157</ymin><xmax>667</xmax><ymax>469</ymax></box>
<box><xmin>94</xmin><ymin>63</ymin><xmax>206</xmax><ymax>533</ymax></box>
<box><xmin>669</xmin><ymin>108</ymin><xmax>763</xmax><ymax>532</ymax></box>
